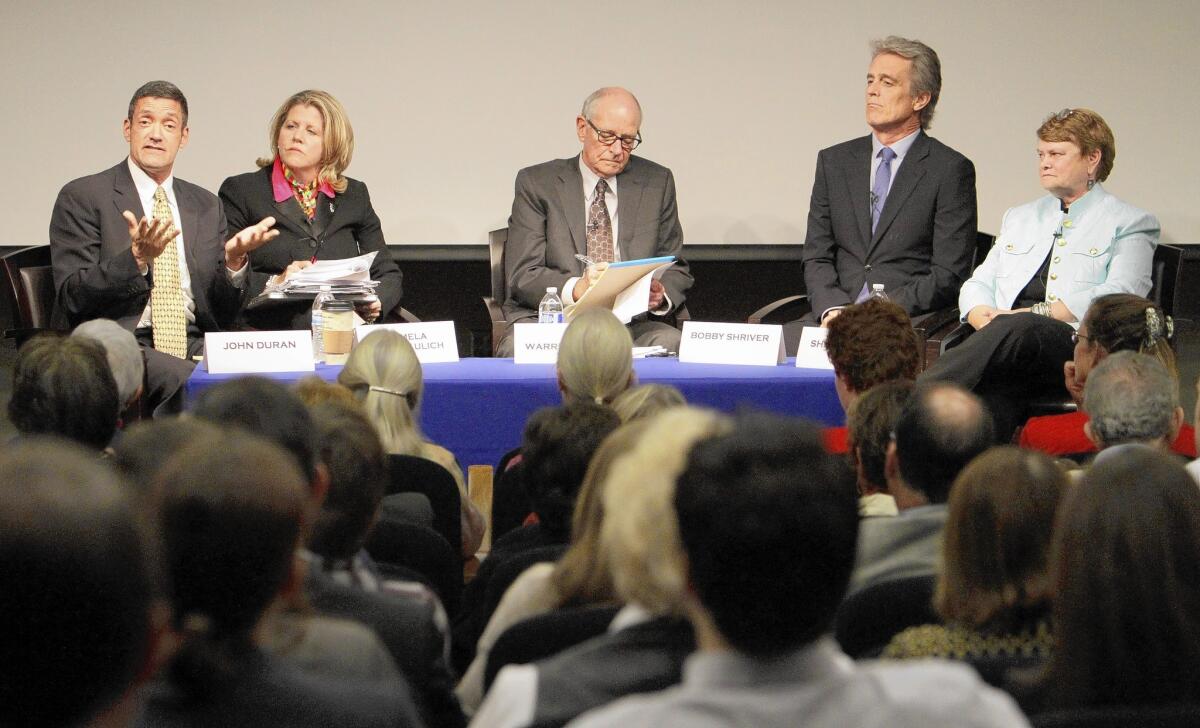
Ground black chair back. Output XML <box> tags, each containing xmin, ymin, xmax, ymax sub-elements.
<box><xmin>386</xmin><ymin>454</ymin><xmax>463</xmax><ymax>555</ymax></box>
<box><xmin>484</xmin><ymin>604</ymin><xmax>621</xmax><ymax>689</ymax></box>
<box><xmin>1</xmin><ymin>245</ymin><xmax>59</xmax><ymax>344</ymax></box>
<box><xmin>365</xmin><ymin>519</ymin><xmax>462</xmax><ymax>618</ymax></box>
<box><xmin>834</xmin><ymin>574</ymin><xmax>938</xmax><ymax>658</ymax></box>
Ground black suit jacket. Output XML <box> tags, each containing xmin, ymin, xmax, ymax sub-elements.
<box><xmin>503</xmin><ymin>155</ymin><xmax>692</xmax><ymax>322</ymax></box>
<box><xmin>49</xmin><ymin>161</ymin><xmax>243</xmax><ymax>332</ymax></box>
<box><xmin>219</xmin><ymin>166</ymin><xmax>403</xmax><ymax>330</ymax></box>
<box><xmin>802</xmin><ymin>132</ymin><xmax>977</xmax><ymax>317</ymax></box>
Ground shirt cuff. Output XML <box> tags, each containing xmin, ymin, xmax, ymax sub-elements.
<box><xmin>652</xmin><ymin>292</ymin><xmax>673</xmax><ymax>316</ymax></box>
<box><xmin>225</xmin><ymin>263</ymin><xmax>248</xmax><ymax>287</ymax></box>
<box><xmin>562</xmin><ymin>276</ymin><xmax>581</xmax><ymax>304</ymax></box>
<box><xmin>820</xmin><ymin>306</ymin><xmax>843</xmax><ymax>322</ymax></box>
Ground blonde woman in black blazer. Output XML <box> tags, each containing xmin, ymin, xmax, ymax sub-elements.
<box><xmin>220</xmin><ymin>89</ymin><xmax>403</xmax><ymax>330</ymax></box>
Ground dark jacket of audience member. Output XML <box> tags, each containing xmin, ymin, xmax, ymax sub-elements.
<box><xmin>8</xmin><ymin>334</ymin><xmax>120</xmax><ymax>450</ymax></box>
<box><xmin>0</xmin><ymin>439</ymin><xmax>158</xmax><ymax>728</ymax></box>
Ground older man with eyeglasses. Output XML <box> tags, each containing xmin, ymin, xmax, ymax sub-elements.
<box><xmin>497</xmin><ymin>87</ymin><xmax>693</xmax><ymax>356</ymax></box>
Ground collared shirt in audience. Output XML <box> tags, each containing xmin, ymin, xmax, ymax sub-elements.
<box><xmin>566</xmin><ymin>636</ymin><xmax>1029</xmax><ymax>728</ymax></box>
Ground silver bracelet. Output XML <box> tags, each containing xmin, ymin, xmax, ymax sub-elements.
<box><xmin>1031</xmin><ymin>301</ymin><xmax>1052</xmax><ymax>317</ymax></box>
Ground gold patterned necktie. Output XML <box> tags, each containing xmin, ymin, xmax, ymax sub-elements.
<box><xmin>586</xmin><ymin>179</ymin><xmax>615</xmax><ymax>263</ymax></box>
<box><xmin>150</xmin><ymin>186</ymin><xmax>189</xmax><ymax>358</ymax></box>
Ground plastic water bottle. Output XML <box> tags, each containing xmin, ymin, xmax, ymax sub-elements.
<box><xmin>869</xmin><ymin>283</ymin><xmax>889</xmax><ymax>302</ymax></box>
<box><xmin>311</xmin><ymin>287</ymin><xmax>333</xmax><ymax>361</ymax></box>
<box><xmin>538</xmin><ymin>287</ymin><xmax>564</xmax><ymax>323</ymax></box>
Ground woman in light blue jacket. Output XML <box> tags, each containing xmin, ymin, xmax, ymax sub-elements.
<box><xmin>922</xmin><ymin>108</ymin><xmax>1159</xmax><ymax>438</ymax></box>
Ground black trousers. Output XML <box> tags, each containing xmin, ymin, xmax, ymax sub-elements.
<box><xmin>135</xmin><ymin>328</ymin><xmax>204</xmax><ymax>417</ymax></box>
<box><xmin>918</xmin><ymin>313</ymin><xmax>1075</xmax><ymax>440</ymax></box>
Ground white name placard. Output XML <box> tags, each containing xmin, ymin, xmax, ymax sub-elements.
<box><xmin>513</xmin><ymin>322</ymin><xmax>568</xmax><ymax>364</ymax></box>
<box><xmin>678</xmin><ymin>321</ymin><xmax>784</xmax><ymax>366</ymax></box>
<box><xmin>794</xmin><ymin>326</ymin><xmax>834</xmax><ymax>370</ymax></box>
<box><xmin>356</xmin><ymin>322</ymin><xmax>459</xmax><ymax>363</ymax></box>
<box><xmin>205</xmin><ymin>330</ymin><xmax>315</xmax><ymax>374</ymax></box>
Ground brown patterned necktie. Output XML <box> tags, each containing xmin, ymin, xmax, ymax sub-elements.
<box><xmin>150</xmin><ymin>186</ymin><xmax>189</xmax><ymax>358</ymax></box>
<box><xmin>586</xmin><ymin>179</ymin><xmax>615</xmax><ymax>263</ymax></box>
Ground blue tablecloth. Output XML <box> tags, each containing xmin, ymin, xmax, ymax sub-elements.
<box><xmin>186</xmin><ymin>358</ymin><xmax>841</xmax><ymax>469</ymax></box>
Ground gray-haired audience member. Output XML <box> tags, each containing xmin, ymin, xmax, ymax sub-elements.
<box><xmin>845</xmin><ymin>379</ymin><xmax>914</xmax><ymax>517</ymax></box>
<box><xmin>73</xmin><ymin>318</ymin><xmax>145</xmax><ymax>411</ymax></box>
<box><xmin>849</xmin><ymin>382</ymin><xmax>994</xmax><ymax>595</ymax></box>
<box><xmin>1083</xmin><ymin>351</ymin><xmax>1185</xmax><ymax>454</ymax></box>
<box><xmin>0</xmin><ymin>439</ymin><xmax>159</xmax><ymax>728</ymax></box>
<box><xmin>8</xmin><ymin>334</ymin><xmax>120</xmax><ymax>450</ymax></box>
<box><xmin>568</xmin><ymin>413</ymin><xmax>1028</xmax><ymax>728</ymax></box>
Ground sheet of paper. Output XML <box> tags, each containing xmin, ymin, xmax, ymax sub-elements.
<box><xmin>611</xmin><ymin>270</ymin><xmax>656</xmax><ymax>323</ymax></box>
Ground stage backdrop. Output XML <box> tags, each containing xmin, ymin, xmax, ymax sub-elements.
<box><xmin>2</xmin><ymin>0</ymin><xmax>1196</xmax><ymax>246</ymax></box>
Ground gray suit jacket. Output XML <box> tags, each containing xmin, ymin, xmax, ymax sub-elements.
<box><xmin>802</xmin><ymin>132</ymin><xmax>977</xmax><ymax>317</ymax></box>
<box><xmin>503</xmin><ymin>155</ymin><xmax>692</xmax><ymax>322</ymax></box>
<box><xmin>848</xmin><ymin>504</ymin><xmax>947</xmax><ymax>596</ymax></box>
<box><xmin>49</xmin><ymin>161</ymin><xmax>243</xmax><ymax>332</ymax></box>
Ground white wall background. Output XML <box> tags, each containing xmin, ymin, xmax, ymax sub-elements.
<box><xmin>2</xmin><ymin>0</ymin><xmax>1196</xmax><ymax>245</ymax></box>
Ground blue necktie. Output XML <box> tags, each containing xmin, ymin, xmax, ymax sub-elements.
<box><xmin>871</xmin><ymin>146</ymin><xmax>897</xmax><ymax>234</ymax></box>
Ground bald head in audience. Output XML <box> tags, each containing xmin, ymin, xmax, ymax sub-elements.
<box><xmin>0</xmin><ymin>439</ymin><xmax>160</xmax><ymax>728</ymax></box>
<box><xmin>886</xmin><ymin>382</ymin><xmax>994</xmax><ymax>508</ymax></box>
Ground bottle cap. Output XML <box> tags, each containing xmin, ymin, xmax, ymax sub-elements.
<box><xmin>547</xmin><ymin>287</ymin><xmax>558</xmax><ymax>294</ymax></box>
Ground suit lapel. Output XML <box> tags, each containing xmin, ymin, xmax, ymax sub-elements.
<box><xmin>615</xmin><ymin>161</ymin><xmax>644</xmax><ymax>258</ymax></box>
<box><xmin>846</xmin><ymin>139</ymin><xmax>873</xmax><ymax>251</ymax></box>
<box><xmin>112</xmin><ymin>162</ymin><xmax>145</xmax><ymax>221</ymax></box>
<box><xmin>311</xmin><ymin>192</ymin><xmax>335</xmax><ymax>243</ymax></box>
<box><xmin>557</xmin><ymin>157</ymin><xmax>586</xmax><ymax>254</ymax></box>
<box><xmin>870</xmin><ymin>132</ymin><xmax>929</xmax><ymax>252</ymax></box>
<box><xmin>273</xmin><ymin>196</ymin><xmax>313</xmax><ymax>239</ymax></box>
<box><xmin>174</xmin><ymin>181</ymin><xmax>201</xmax><ymax>278</ymax></box>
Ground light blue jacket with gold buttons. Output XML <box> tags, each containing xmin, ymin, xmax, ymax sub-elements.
<box><xmin>958</xmin><ymin>183</ymin><xmax>1159</xmax><ymax>327</ymax></box>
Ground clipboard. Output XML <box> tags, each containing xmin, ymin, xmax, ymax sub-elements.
<box><xmin>565</xmin><ymin>255</ymin><xmax>676</xmax><ymax>322</ymax></box>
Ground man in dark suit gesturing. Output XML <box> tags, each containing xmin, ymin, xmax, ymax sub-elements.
<box><xmin>498</xmin><ymin>86</ymin><xmax>693</xmax><ymax>356</ymax></box>
<box><xmin>50</xmin><ymin>80</ymin><xmax>278</xmax><ymax>414</ymax></box>
<box><xmin>790</xmin><ymin>37</ymin><xmax>977</xmax><ymax>352</ymax></box>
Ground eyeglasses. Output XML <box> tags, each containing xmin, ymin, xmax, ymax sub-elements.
<box><xmin>586</xmin><ymin>118</ymin><xmax>642</xmax><ymax>151</ymax></box>
<box><xmin>1071</xmin><ymin>331</ymin><xmax>1091</xmax><ymax>345</ymax></box>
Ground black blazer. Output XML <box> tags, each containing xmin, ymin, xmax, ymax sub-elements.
<box><xmin>802</xmin><ymin>132</ymin><xmax>977</xmax><ymax>317</ymax></box>
<box><xmin>49</xmin><ymin>161</ymin><xmax>244</xmax><ymax>332</ymax></box>
<box><xmin>219</xmin><ymin>166</ymin><xmax>403</xmax><ymax>330</ymax></box>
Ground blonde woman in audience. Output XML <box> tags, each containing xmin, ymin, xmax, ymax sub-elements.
<box><xmin>340</xmin><ymin>329</ymin><xmax>485</xmax><ymax>557</ymax></box>
<box><xmin>457</xmin><ymin>419</ymin><xmax>651</xmax><ymax>712</ymax></box>
<box><xmin>611</xmin><ymin>383</ymin><xmax>685</xmax><ymax>422</ymax></box>
<box><xmin>557</xmin><ymin>309</ymin><xmax>635</xmax><ymax>405</ymax></box>
<box><xmin>470</xmin><ymin>407</ymin><xmax>730</xmax><ymax>727</ymax></box>
<box><xmin>885</xmin><ymin>447</ymin><xmax>1065</xmax><ymax>682</ymax></box>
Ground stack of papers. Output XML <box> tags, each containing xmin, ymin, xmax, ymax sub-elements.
<box><xmin>632</xmin><ymin>345</ymin><xmax>670</xmax><ymax>358</ymax></box>
<box><xmin>265</xmin><ymin>251</ymin><xmax>380</xmax><ymax>296</ymax></box>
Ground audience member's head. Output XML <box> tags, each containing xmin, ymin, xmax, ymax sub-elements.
<box><xmin>1040</xmin><ymin>448</ymin><xmax>1200</xmax><ymax>709</ymax></box>
<box><xmin>307</xmin><ymin>400</ymin><xmax>387</xmax><ymax>561</ymax></box>
<box><xmin>551</xmin><ymin>418</ymin><xmax>655</xmax><ymax>608</ymax></box>
<box><xmin>601</xmin><ymin>408</ymin><xmax>729</xmax><ymax>616</ymax></box>
<box><xmin>888</xmin><ymin>382</ymin><xmax>994</xmax><ymax>507</ymax></box>
<box><xmin>611</xmin><ymin>382</ymin><xmax>686</xmax><ymax>422</ymax></box>
<box><xmin>1083</xmin><ymin>351</ymin><xmax>1184</xmax><ymax>452</ymax></box>
<box><xmin>557</xmin><ymin>309</ymin><xmax>634</xmax><ymax>406</ymax></box>
<box><xmin>825</xmin><ymin>298</ymin><xmax>920</xmax><ymax>410</ymax></box>
<box><xmin>1078</xmin><ymin>294</ymin><xmax>1176</xmax><ymax>380</ymax></box>
<box><xmin>521</xmin><ymin>402</ymin><xmax>622</xmax><ymax>542</ymax></box>
<box><xmin>72</xmin><ymin>318</ymin><xmax>145</xmax><ymax>410</ymax></box>
<box><xmin>338</xmin><ymin>330</ymin><xmax>427</xmax><ymax>455</ymax></box>
<box><xmin>0</xmin><ymin>439</ymin><xmax>159</xmax><ymax>728</ymax></box>
<box><xmin>8</xmin><ymin>334</ymin><xmax>120</xmax><ymax>450</ymax></box>
<box><xmin>113</xmin><ymin>418</ymin><xmax>223</xmax><ymax>517</ymax></box>
<box><xmin>846</xmin><ymin>379</ymin><xmax>914</xmax><ymax>496</ymax></box>
<box><xmin>294</xmin><ymin>375</ymin><xmax>360</xmax><ymax>409</ymax></box>
<box><xmin>193</xmin><ymin>376</ymin><xmax>319</xmax><ymax>485</ymax></box>
<box><xmin>675</xmin><ymin>413</ymin><xmax>858</xmax><ymax>657</ymax></box>
<box><xmin>935</xmin><ymin>446</ymin><xmax>1066</xmax><ymax>630</ymax></box>
<box><xmin>157</xmin><ymin>432</ymin><xmax>308</xmax><ymax>701</ymax></box>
